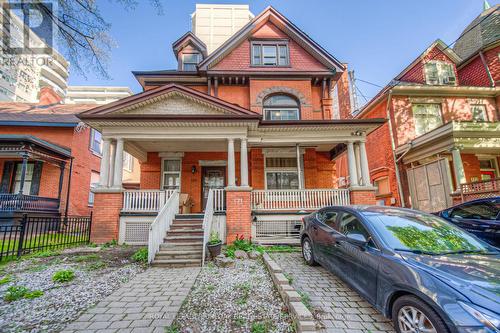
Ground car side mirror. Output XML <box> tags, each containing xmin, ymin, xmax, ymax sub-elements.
<box><xmin>346</xmin><ymin>233</ymin><xmax>368</xmax><ymax>247</ymax></box>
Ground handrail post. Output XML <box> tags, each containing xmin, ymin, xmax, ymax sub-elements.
<box><xmin>17</xmin><ymin>214</ymin><xmax>27</xmax><ymax>258</ymax></box>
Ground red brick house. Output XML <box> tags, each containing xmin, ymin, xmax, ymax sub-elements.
<box><xmin>78</xmin><ymin>6</ymin><xmax>384</xmax><ymax>265</ymax></box>
<box><xmin>336</xmin><ymin>5</ymin><xmax>500</xmax><ymax>212</ymax></box>
<box><xmin>0</xmin><ymin>88</ymin><xmax>100</xmax><ymax>222</ymax></box>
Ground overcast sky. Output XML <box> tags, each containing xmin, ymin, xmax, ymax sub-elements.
<box><xmin>68</xmin><ymin>0</ymin><xmax>498</xmax><ymax>106</ymax></box>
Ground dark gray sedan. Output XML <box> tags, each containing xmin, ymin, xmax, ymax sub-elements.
<box><xmin>300</xmin><ymin>206</ymin><xmax>499</xmax><ymax>333</ymax></box>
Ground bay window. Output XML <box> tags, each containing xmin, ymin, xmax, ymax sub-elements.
<box><xmin>412</xmin><ymin>103</ymin><xmax>443</xmax><ymax>135</ymax></box>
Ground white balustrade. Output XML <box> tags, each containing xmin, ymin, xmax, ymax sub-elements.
<box><xmin>148</xmin><ymin>190</ymin><xmax>179</xmax><ymax>263</ymax></box>
<box><xmin>122</xmin><ymin>190</ymin><xmax>175</xmax><ymax>212</ymax></box>
<box><xmin>251</xmin><ymin>189</ymin><xmax>350</xmax><ymax>211</ymax></box>
<box><xmin>212</xmin><ymin>188</ymin><xmax>226</xmax><ymax>212</ymax></box>
<box><xmin>202</xmin><ymin>189</ymin><xmax>215</xmax><ymax>267</ymax></box>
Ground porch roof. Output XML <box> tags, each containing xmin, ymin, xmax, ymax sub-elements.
<box><xmin>0</xmin><ymin>134</ymin><xmax>72</xmax><ymax>161</ymax></box>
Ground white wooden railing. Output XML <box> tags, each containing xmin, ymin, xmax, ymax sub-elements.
<box><xmin>251</xmin><ymin>189</ymin><xmax>350</xmax><ymax>211</ymax></box>
<box><xmin>148</xmin><ymin>190</ymin><xmax>179</xmax><ymax>263</ymax></box>
<box><xmin>123</xmin><ymin>190</ymin><xmax>175</xmax><ymax>212</ymax></box>
<box><xmin>212</xmin><ymin>188</ymin><xmax>225</xmax><ymax>212</ymax></box>
<box><xmin>202</xmin><ymin>190</ymin><xmax>215</xmax><ymax>267</ymax></box>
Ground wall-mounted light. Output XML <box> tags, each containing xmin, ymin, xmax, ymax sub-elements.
<box><xmin>191</xmin><ymin>165</ymin><xmax>197</xmax><ymax>174</ymax></box>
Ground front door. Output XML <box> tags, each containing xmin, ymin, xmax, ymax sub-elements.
<box><xmin>202</xmin><ymin>166</ymin><xmax>226</xmax><ymax>210</ymax></box>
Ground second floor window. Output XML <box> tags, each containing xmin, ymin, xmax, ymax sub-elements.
<box><xmin>424</xmin><ymin>61</ymin><xmax>456</xmax><ymax>85</ymax></box>
<box><xmin>90</xmin><ymin>129</ymin><xmax>102</xmax><ymax>155</ymax></box>
<box><xmin>252</xmin><ymin>42</ymin><xmax>289</xmax><ymax>66</ymax></box>
<box><xmin>412</xmin><ymin>103</ymin><xmax>443</xmax><ymax>136</ymax></box>
<box><xmin>182</xmin><ymin>53</ymin><xmax>200</xmax><ymax>71</ymax></box>
<box><xmin>263</xmin><ymin>94</ymin><xmax>300</xmax><ymax>120</ymax></box>
<box><xmin>471</xmin><ymin>104</ymin><xmax>487</xmax><ymax>121</ymax></box>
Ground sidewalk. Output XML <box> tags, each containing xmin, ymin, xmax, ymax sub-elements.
<box><xmin>62</xmin><ymin>267</ymin><xmax>200</xmax><ymax>333</ymax></box>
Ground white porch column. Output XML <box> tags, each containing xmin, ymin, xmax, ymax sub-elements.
<box><xmin>451</xmin><ymin>147</ymin><xmax>466</xmax><ymax>188</ymax></box>
<box><xmin>99</xmin><ymin>139</ymin><xmax>111</xmax><ymax>187</ymax></box>
<box><xmin>296</xmin><ymin>144</ymin><xmax>303</xmax><ymax>189</ymax></box>
<box><xmin>227</xmin><ymin>138</ymin><xmax>236</xmax><ymax>187</ymax></box>
<box><xmin>108</xmin><ymin>142</ymin><xmax>116</xmax><ymax>187</ymax></box>
<box><xmin>354</xmin><ymin>143</ymin><xmax>362</xmax><ymax>185</ymax></box>
<box><xmin>359</xmin><ymin>141</ymin><xmax>372</xmax><ymax>186</ymax></box>
<box><xmin>240</xmin><ymin>138</ymin><xmax>249</xmax><ymax>187</ymax></box>
<box><xmin>347</xmin><ymin>141</ymin><xmax>359</xmax><ymax>186</ymax></box>
<box><xmin>112</xmin><ymin>138</ymin><xmax>124</xmax><ymax>188</ymax></box>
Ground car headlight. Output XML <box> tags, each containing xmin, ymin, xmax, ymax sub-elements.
<box><xmin>459</xmin><ymin>301</ymin><xmax>500</xmax><ymax>332</ymax></box>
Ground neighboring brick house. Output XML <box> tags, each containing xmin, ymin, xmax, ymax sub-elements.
<box><xmin>336</xmin><ymin>4</ymin><xmax>500</xmax><ymax>212</ymax></box>
<box><xmin>78</xmin><ymin>5</ymin><xmax>384</xmax><ymax>262</ymax></box>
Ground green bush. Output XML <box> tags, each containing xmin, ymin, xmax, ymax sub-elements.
<box><xmin>52</xmin><ymin>270</ymin><xmax>75</xmax><ymax>283</ymax></box>
<box><xmin>0</xmin><ymin>275</ymin><xmax>12</xmax><ymax>285</ymax></box>
<box><xmin>102</xmin><ymin>239</ymin><xmax>118</xmax><ymax>248</ymax></box>
<box><xmin>251</xmin><ymin>321</ymin><xmax>273</xmax><ymax>333</ymax></box>
<box><xmin>4</xmin><ymin>285</ymin><xmax>44</xmax><ymax>301</ymax></box>
<box><xmin>24</xmin><ymin>290</ymin><xmax>44</xmax><ymax>299</ymax></box>
<box><xmin>29</xmin><ymin>249</ymin><xmax>60</xmax><ymax>258</ymax></box>
<box><xmin>131</xmin><ymin>248</ymin><xmax>148</xmax><ymax>263</ymax></box>
<box><xmin>87</xmin><ymin>261</ymin><xmax>106</xmax><ymax>271</ymax></box>
<box><xmin>225</xmin><ymin>235</ymin><xmax>264</xmax><ymax>258</ymax></box>
<box><xmin>208</xmin><ymin>231</ymin><xmax>222</xmax><ymax>245</ymax></box>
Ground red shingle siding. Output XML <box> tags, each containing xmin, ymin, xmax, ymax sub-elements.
<box><xmin>458</xmin><ymin>55</ymin><xmax>491</xmax><ymax>86</ymax></box>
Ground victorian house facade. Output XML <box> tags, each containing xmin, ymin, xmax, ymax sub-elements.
<box><xmin>336</xmin><ymin>4</ymin><xmax>500</xmax><ymax>212</ymax></box>
<box><xmin>80</xmin><ymin>6</ymin><xmax>384</xmax><ymax>265</ymax></box>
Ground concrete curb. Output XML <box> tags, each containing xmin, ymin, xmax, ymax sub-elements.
<box><xmin>262</xmin><ymin>252</ymin><xmax>318</xmax><ymax>333</ymax></box>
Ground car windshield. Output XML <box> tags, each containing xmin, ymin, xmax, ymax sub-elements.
<box><xmin>364</xmin><ymin>209</ymin><xmax>494</xmax><ymax>255</ymax></box>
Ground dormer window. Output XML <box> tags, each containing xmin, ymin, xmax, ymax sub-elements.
<box><xmin>424</xmin><ymin>61</ymin><xmax>456</xmax><ymax>85</ymax></box>
<box><xmin>251</xmin><ymin>41</ymin><xmax>289</xmax><ymax>66</ymax></box>
<box><xmin>182</xmin><ymin>53</ymin><xmax>200</xmax><ymax>71</ymax></box>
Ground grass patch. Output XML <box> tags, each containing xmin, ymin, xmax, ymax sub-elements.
<box><xmin>0</xmin><ymin>275</ymin><xmax>12</xmax><ymax>285</ymax></box>
<box><xmin>264</xmin><ymin>245</ymin><xmax>300</xmax><ymax>253</ymax></box>
<box><xmin>4</xmin><ymin>285</ymin><xmax>44</xmax><ymax>302</ymax></box>
<box><xmin>251</xmin><ymin>321</ymin><xmax>273</xmax><ymax>333</ymax></box>
<box><xmin>131</xmin><ymin>248</ymin><xmax>148</xmax><ymax>263</ymax></box>
<box><xmin>234</xmin><ymin>316</ymin><xmax>246</xmax><ymax>328</ymax></box>
<box><xmin>164</xmin><ymin>324</ymin><xmax>180</xmax><ymax>333</ymax></box>
<box><xmin>225</xmin><ymin>235</ymin><xmax>264</xmax><ymax>258</ymax></box>
<box><xmin>298</xmin><ymin>291</ymin><xmax>312</xmax><ymax>311</ymax></box>
<box><xmin>72</xmin><ymin>254</ymin><xmax>99</xmax><ymax>262</ymax></box>
<box><xmin>236</xmin><ymin>282</ymin><xmax>252</xmax><ymax>305</ymax></box>
<box><xmin>86</xmin><ymin>260</ymin><xmax>106</xmax><ymax>271</ymax></box>
<box><xmin>102</xmin><ymin>239</ymin><xmax>118</xmax><ymax>248</ymax></box>
<box><xmin>52</xmin><ymin>269</ymin><xmax>75</xmax><ymax>283</ymax></box>
<box><xmin>284</xmin><ymin>272</ymin><xmax>294</xmax><ymax>284</ymax></box>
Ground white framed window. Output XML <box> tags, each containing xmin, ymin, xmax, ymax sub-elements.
<box><xmin>374</xmin><ymin>177</ymin><xmax>390</xmax><ymax>196</ymax></box>
<box><xmin>263</xmin><ymin>94</ymin><xmax>300</xmax><ymax>121</ymax></box>
<box><xmin>13</xmin><ymin>163</ymin><xmax>34</xmax><ymax>194</ymax></box>
<box><xmin>123</xmin><ymin>152</ymin><xmax>134</xmax><ymax>172</ymax></box>
<box><xmin>162</xmin><ymin>159</ymin><xmax>181</xmax><ymax>190</ymax></box>
<box><xmin>424</xmin><ymin>61</ymin><xmax>456</xmax><ymax>85</ymax></box>
<box><xmin>251</xmin><ymin>41</ymin><xmax>289</xmax><ymax>66</ymax></box>
<box><xmin>412</xmin><ymin>103</ymin><xmax>443</xmax><ymax>136</ymax></box>
<box><xmin>182</xmin><ymin>53</ymin><xmax>200</xmax><ymax>71</ymax></box>
<box><xmin>471</xmin><ymin>104</ymin><xmax>487</xmax><ymax>121</ymax></box>
<box><xmin>264</xmin><ymin>156</ymin><xmax>303</xmax><ymax>190</ymax></box>
<box><xmin>89</xmin><ymin>128</ymin><xmax>102</xmax><ymax>155</ymax></box>
<box><xmin>88</xmin><ymin>171</ymin><xmax>100</xmax><ymax>206</ymax></box>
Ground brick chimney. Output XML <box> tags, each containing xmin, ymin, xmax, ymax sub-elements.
<box><xmin>336</xmin><ymin>63</ymin><xmax>353</xmax><ymax>119</ymax></box>
<box><xmin>38</xmin><ymin>86</ymin><xmax>62</xmax><ymax>105</ymax></box>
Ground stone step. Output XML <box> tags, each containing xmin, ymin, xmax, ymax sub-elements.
<box><xmin>151</xmin><ymin>258</ymin><xmax>201</xmax><ymax>268</ymax></box>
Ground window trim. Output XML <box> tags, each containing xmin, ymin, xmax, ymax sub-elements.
<box><xmin>264</xmin><ymin>154</ymin><xmax>303</xmax><ymax>190</ymax></box>
<box><xmin>424</xmin><ymin>60</ymin><xmax>456</xmax><ymax>86</ymax></box>
<box><xmin>161</xmin><ymin>158</ymin><xmax>182</xmax><ymax>191</ymax></box>
<box><xmin>181</xmin><ymin>52</ymin><xmax>200</xmax><ymax>71</ymax></box>
<box><xmin>88</xmin><ymin>170</ymin><xmax>100</xmax><ymax>207</ymax></box>
<box><xmin>412</xmin><ymin>103</ymin><xmax>444</xmax><ymax>136</ymax></box>
<box><xmin>89</xmin><ymin>128</ymin><xmax>102</xmax><ymax>156</ymax></box>
<box><xmin>263</xmin><ymin>94</ymin><xmax>301</xmax><ymax>121</ymax></box>
<box><xmin>471</xmin><ymin>104</ymin><xmax>488</xmax><ymax>122</ymax></box>
<box><xmin>374</xmin><ymin>176</ymin><xmax>391</xmax><ymax>196</ymax></box>
<box><xmin>11</xmin><ymin>162</ymin><xmax>35</xmax><ymax>194</ymax></box>
<box><xmin>250</xmin><ymin>40</ymin><xmax>290</xmax><ymax>67</ymax></box>
<box><xmin>123</xmin><ymin>152</ymin><xmax>134</xmax><ymax>173</ymax></box>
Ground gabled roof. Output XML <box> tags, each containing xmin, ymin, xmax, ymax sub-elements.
<box><xmin>197</xmin><ymin>6</ymin><xmax>345</xmax><ymax>73</ymax></box>
<box><xmin>172</xmin><ymin>31</ymin><xmax>208</xmax><ymax>58</ymax></box>
<box><xmin>394</xmin><ymin>39</ymin><xmax>461</xmax><ymax>81</ymax></box>
<box><xmin>78</xmin><ymin>83</ymin><xmax>261</xmax><ymax>119</ymax></box>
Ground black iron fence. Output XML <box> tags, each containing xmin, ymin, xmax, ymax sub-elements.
<box><xmin>0</xmin><ymin>214</ymin><xmax>92</xmax><ymax>261</ymax></box>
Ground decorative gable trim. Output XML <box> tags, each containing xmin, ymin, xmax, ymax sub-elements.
<box><xmin>172</xmin><ymin>32</ymin><xmax>208</xmax><ymax>58</ymax></box>
<box><xmin>197</xmin><ymin>6</ymin><xmax>344</xmax><ymax>73</ymax></box>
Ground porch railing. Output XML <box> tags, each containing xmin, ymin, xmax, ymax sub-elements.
<box><xmin>202</xmin><ymin>189</ymin><xmax>215</xmax><ymax>267</ymax></box>
<box><xmin>460</xmin><ymin>178</ymin><xmax>500</xmax><ymax>202</ymax></box>
<box><xmin>123</xmin><ymin>190</ymin><xmax>175</xmax><ymax>213</ymax></box>
<box><xmin>251</xmin><ymin>189</ymin><xmax>350</xmax><ymax>211</ymax></box>
<box><xmin>148</xmin><ymin>190</ymin><xmax>179</xmax><ymax>264</ymax></box>
<box><xmin>0</xmin><ymin>193</ymin><xmax>60</xmax><ymax>213</ymax></box>
<box><xmin>212</xmin><ymin>188</ymin><xmax>225</xmax><ymax>212</ymax></box>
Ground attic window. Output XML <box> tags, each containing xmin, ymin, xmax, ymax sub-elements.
<box><xmin>424</xmin><ymin>61</ymin><xmax>456</xmax><ymax>85</ymax></box>
<box><xmin>182</xmin><ymin>53</ymin><xmax>200</xmax><ymax>71</ymax></box>
<box><xmin>251</xmin><ymin>41</ymin><xmax>289</xmax><ymax>66</ymax></box>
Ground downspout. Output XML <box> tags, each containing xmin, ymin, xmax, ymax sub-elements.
<box><xmin>385</xmin><ymin>91</ymin><xmax>406</xmax><ymax>207</ymax></box>
<box><xmin>478</xmin><ymin>51</ymin><xmax>495</xmax><ymax>87</ymax></box>
<box><xmin>64</xmin><ymin>157</ymin><xmax>74</xmax><ymax>218</ymax></box>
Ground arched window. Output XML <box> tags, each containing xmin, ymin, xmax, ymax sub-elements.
<box><xmin>263</xmin><ymin>94</ymin><xmax>300</xmax><ymax>120</ymax></box>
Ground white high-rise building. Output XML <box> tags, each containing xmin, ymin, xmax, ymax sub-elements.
<box><xmin>0</xmin><ymin>7</ymin><xmax>69</xmax><ymax>102</ymax></box>
<box><xmin>65</xmin><ymin>86</ymin><xmax>133</xmax><ymax>105</ymax></box>
<box><xmin>191</xmin><ymin>4</ymin><xmax>254</xmax><ymax>54</ymax></box>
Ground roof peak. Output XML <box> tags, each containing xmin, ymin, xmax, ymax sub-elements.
<box><xmin>483</xmin><ymin>0</ymin><xmax>491</xmax><ymax>11</ymax></box>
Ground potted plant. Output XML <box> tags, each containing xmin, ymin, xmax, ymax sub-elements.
<box><xmin>207</xmin><ymin>231</ymin><xmax>222</xmax><ymax>258</ymax></box>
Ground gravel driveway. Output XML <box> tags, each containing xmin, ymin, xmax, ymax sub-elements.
<box><xmin>271</xmin><ymin>252</ymin><xmax>395</xmax><ymax>333</ymax></box>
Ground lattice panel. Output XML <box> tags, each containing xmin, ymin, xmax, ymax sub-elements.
<box><xmin>124</xmin><ymin>221</ymin><xmax>151</xmax><ymax>245</ymax></box>
<box><xmin>254</xmin><ymin>219</ymin><xmax>302</xmax><ymax>244</ymax></box>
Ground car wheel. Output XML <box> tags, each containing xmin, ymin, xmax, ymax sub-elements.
<box><xmin>302</xmin><ymin>237</ymin><xmax>317</xmax><ymax>266</ymax></box>
<box><xmin>392</xmin><ymin>295</ymin><xmax>448</xmax><ymax>333</ymax></box>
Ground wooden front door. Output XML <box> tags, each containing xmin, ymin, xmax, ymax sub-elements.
<box><xmin>202</xmin><ymin>166</ymin><xmax>226</xmax><ymax>210</ymax></box>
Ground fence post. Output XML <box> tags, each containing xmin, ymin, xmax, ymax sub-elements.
<box><xmin>87</xmin><ymin>211</ymin><xmax>93</xmax><ymax>244</ymax></box>
<box><xmin>17</xmin><ymin>214</ymin><xmax>28</xmax><ymax>258</ymax></box>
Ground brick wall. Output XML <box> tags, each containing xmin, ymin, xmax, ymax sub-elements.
<box><xmin>249</xmin><ymin>149</ymin><xmax>265</xmax><ymax>189</ymax></box>
<box><xmin>225</xmin><ymin>190</ymin><xmax>252</xmax><ymax>243</ymax></box>
<box><xmin>350</xmin><ymin>189</ymin><xmax>376</xmax><ymax>205</ymax></box>
<box><xmin>90</xmin><ymin>192</ymin><xmax>123</xmax><ymax>243</ymax></box>
<box><xmin>399</xmin><ymin>45</ymin><xmax>458</xmax><ymax>84</ymax></box>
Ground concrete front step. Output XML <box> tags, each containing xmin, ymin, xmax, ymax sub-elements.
<box><xmin>160</xmin><ymin>242</ymin><xmax>203</xmax><ymax>249</ymax></box>
<box><xmin>170</xmin><ymin>223</ymin><xmax>203</xmax><ymax>229</ymax></box>
<box><xmin>155</xmin><ymin>252</ymin><xmax>202</xmax><ymax>260</ymax></box>
<box><xmin>151</xmin><ymin>258</ymin><xmax>202</xmax><ymax>268</ymax></box>
<box><xmin>164</xmin><ymin>235</ymin><xmax>204</xmax><ymax>243</ymax></box>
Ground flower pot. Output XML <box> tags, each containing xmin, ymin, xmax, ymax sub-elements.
<box><xmin>207</xmin><ymin>241</ymin><xmax>222</xmax><ymax>258</ymax></box>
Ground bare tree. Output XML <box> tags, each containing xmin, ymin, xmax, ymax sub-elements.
<box><xmin>28</xmin><ymin>0</ymin><xmax>163</xmax><ymax>79</ymax></box>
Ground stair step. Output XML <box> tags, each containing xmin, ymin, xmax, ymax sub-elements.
<box><xmin>164</xmin><ymin>235</ymin><xmax>204</xmax><ymax>243</ymax></box>
<box><xmin>175</xmin><ymin>214</ymin><xmax>204</xmax><ymax>220</ymax></box>
<box><xmin>158</xmin><ymin>249</ymin><xmax>201</xmax><ymax>255</ymax></box>
<box><xmin>171</xmin><ymin>223</ymin><xmax>203</xmax><ymax>229</ymax></box>
<box><xmin>155</xmin><ymin>253</ymin><xmax>202</xmax><ymax>260</ymax></box>
<box><xmin>167</xmin><ymin>229</ymin><xmax>203</xmax><ymax>236</ymax></box>
<box><xmin>160</xmin><ymin>242</ymin><xmax>203</xmax><ymax>248</ymax></box>
<box><xmin>151</xmin><ymin>258</ymin><xmax>202</xmax><ymax>267</ymax></box>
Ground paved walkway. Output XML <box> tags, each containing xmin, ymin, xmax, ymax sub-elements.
<box><xmin>62</xmin><ymin>267</ymin><xmax>200</xmax><ymax>333</ymax></box>
<box><xmin>272</xmin><ymin>253</ymin><xmax>394</xmax><ymax>333</ymax></box>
